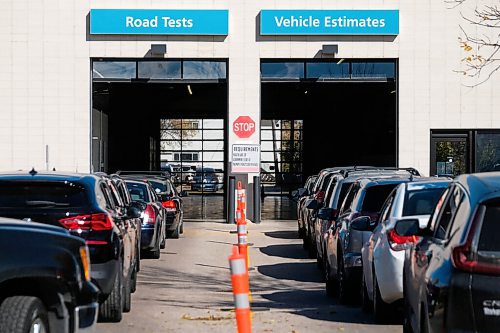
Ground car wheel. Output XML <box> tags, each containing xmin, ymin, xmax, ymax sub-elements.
<box><xmin>149</xmin><ymin>236</ymin><xmax>161</xmax><ymax>259</ymax></box>
<box><xmin>122</xmin><ymin>271</ymin><xmax>132</xmax><ymax>313</ymax></box>
<box><xmin>373</xmin><ymin>274</ymin><xmax>391</xmax><ymax>324</ymax></box>
<box><xmin>338</xmin><ymin>258</ymin><xmax>350</xmax><ymax>304</ymax></box>
<box><xmin>361</xmin><ymin>272</ymin><xmax>373</xmax><ymax>313</ymax></box>
<box><xmin>131</xmin><ymin>263</ymin><xmax>138</xmax><ymax>293</ymax></box>
<box><xmin>307</xmin><ymin>229</ymin><xmax>316</xmax><ymax>259</ymax></box>
<box><xmin>160</xmin><ymin>235</ymin><xmax>166</xmax><ymax>249</ymax></box>
<box><xmin>99</xmin><ymin>263</ymin><xmax>123</xmax><ymax>322</ymax></box>
<box><xmin>0</xmin><ymin>296</ymin><xmax>49</xmax><ymax>333</ymax></box>
<box><xmin>325</xmin><ymin>259</ymin><xmax>337</xmax><ymax>297</ymax></box>
<box><xmin>168</xmin><ymin>223</ymin><xmax>181</xmax><ymax>239</ymax></box>
<box><xmin>180</xmin><ymin>220</ymin><xmax>184</xmax><ymax>234</ymax></box>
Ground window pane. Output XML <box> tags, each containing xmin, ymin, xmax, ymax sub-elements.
<box><xmin>306</xmin><ymin>62</ymin><xmax>349</xmax><ymax>79</ymax></box>
<box><xmin>93</xmin><ymin>61</ymin><xmax>136</xmax><ymax>79</ymax></box>
<box><xmin>182</xmin><ymin>141</ymin><xmax>203</xmax><ymax>150</ymax></box>
<box><xmin>183</xmin><ymin>61</ymin><xmax>226</xmax><ymax>79</ymax></box>
<box><xmin>261</xmin><ymin>62</ymin><xmax>304</xmax><ymax>79</ymax></box>
<box><xmin>203</xmin><ymin>119</ymin><xmax>224</xmax><ymax>129</ymax></box>
<box><xmin>403</xmin><ymin>188</ymin><xmax>447</xmax><ymax>216</ymax></box>
<box><xmin>203</xmin><ymin>140</ymin><xmax>224</xmax><ymax>150</ymax></box>
<box><xmin>476</xmin><ymin>132</ymin><xmax>500</xmax><ymax>172</ymax></box>
<box><xmin>352</xmin><ymin>62</ymin><xmax>395</xmax><ymax>79</ymax></box>
<box><xmin>138</xmin><ymin>61</ymin><xmax>181</xmax><ymax>79</ymax></box>
<box><xmin>478</xmin><ymin>202</ymin><xmax>500</xmax><ymax>252</ymax></box>
<box><xmin>361</xmin><ymin>184</ymin><xmax>399</xmax><ymax>213</ymax></box>
<box><xmin>203</xmin><ymin>130</ymin><xmax>224</xmax><ymax>140</ymax></box>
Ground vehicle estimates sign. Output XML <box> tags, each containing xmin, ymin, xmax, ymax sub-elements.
<box><xmin>90</xmin><ymin>9</ymin><xmax>229</xmax><ymax>35</ymax></box>
<box><xmin>260</xmin><ymin>10</ymin><xmax>399</xmax><ymax>35</ymax></box>
<box><xmin>231</xmin><ymin>145</ymin><xmax>261</xmax><ymax>173</ymax></box>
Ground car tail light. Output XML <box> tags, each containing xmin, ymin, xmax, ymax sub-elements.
<box><xmin>388</xmin><ymin>229</ymin><xmax>419</xmax><ymax>251</ymax></box>
<box><xmin>59</xmin><ymin>213</ymin><xmax>113</xmax><ymax>231</ymax></box>
<box><xmin>315</xmin><ymin>191</ymin><xmax>325</xmax><ymax>203</ymax></box>
<box><xmin>162</xmin><ymin>200</ymin><xmax>176</xmax><ymax>210</ymax></box>
<box><xmin>143</xmin><ymin>204</ymin><xmax>156</xmax><ymax>224</ymax></box>
<box><xmin>452</xmin><ymin>242</ymin><xmax>500</xmax><ymax>275</ymax></box>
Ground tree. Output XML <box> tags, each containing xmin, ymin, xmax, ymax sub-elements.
<box><xmin>447</xmin><ymin>1</ymin><xmax>500</xmax><ymax>84</ymax></box>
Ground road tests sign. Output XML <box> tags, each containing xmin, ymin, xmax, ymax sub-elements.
<box><xmin>231</xmin><ymin>144</ymin><xmax>260</xmax><ymax>173</ymax></box>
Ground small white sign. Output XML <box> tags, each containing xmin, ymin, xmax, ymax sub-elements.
<box><xmin>231</xmin><ymin>144</ymin><xmax>260</xmax><ymax>173</ymax></box>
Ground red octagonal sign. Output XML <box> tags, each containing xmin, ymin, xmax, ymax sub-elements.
<box><xmin>233</xmin><ymin>116</ymin><xmax>255</xmax><ymax>138</ymax></box>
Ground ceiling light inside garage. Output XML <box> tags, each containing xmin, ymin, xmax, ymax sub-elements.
<box><xmin>187</xmin><ymin>84</ymin><xmax>193</xmax><ymax>95</ymax></box>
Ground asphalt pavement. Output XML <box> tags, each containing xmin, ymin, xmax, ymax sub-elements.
<box><xmin>97</xmin><ymin>221</ymin><xmax>402</xmax><ymax>333</ymax></box>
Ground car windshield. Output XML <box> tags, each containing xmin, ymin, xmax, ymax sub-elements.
<box><xmin>0</xmin><ymin>181</ymin><xmax>88</xmax><ymax>208</ymax></box>
<box><xmin>403</xmin><ymin>188</ymin><xmax>447</xmax><ymax>216</ymax></box>
<box><xmin>126</xmin><ymin>182</ymin><xmax>150</xmax><ymax>202</ymax></box>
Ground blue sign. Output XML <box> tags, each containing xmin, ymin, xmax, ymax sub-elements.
<box><xmin>90</xmin><ymin>9</ymin><xmax>228</xmax><ymax>35</ymax></box>
<box><xmin>260</xmin><ymin>10</ymin><xmax>399</xmax><ymax>35</ymax></box>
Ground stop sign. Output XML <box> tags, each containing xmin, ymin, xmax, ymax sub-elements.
<box><xmin>233</xmin><ymin>116</ymin><xmax>256</xmax><ymax>138</ymax></box>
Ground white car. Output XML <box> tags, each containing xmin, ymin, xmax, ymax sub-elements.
<box><xmin>360</xmin><ymin>179</ymin><xmax>451</xmax><ymax>323</ymax></box>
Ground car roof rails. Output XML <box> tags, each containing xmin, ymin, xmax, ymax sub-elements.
<box><xmin>341</xmin><ymin>166</ymin><xmax>421</xmax><ymax>178</ymax></box>
<box><xmin>116</xmin><ymin>170</ymin><xmax>171</xmax><ymax>178</ymax></box>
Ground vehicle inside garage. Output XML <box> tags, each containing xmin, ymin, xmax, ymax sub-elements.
<box><xmin>91</xmin><ymin>59</ymin><xmax>228</xmax><ymax>219</ymax></box>
<box><xmin>260</xmin><ymin>59</ymin><xmax>397</xmax><ymax>219</ymax></box>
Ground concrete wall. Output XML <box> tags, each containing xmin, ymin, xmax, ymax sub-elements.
<box><xmin>0</xmin><ymin>0</ymin><xmax>498</xmax><ymax>175</ymax></box>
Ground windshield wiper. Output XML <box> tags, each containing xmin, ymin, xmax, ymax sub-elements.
<box><xmin>25</xmin><ymin>200</ymin><xmax>70</xmax><ymax>207</ymax></box>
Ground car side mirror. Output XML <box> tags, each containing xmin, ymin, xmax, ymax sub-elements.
<box><xmin>127</xmin><ymin>205</ymin><xmax>142</xmax><ymax>219</ymax></box>
<box><xmin>350</xmin><ymin>216</ymin><xmax>374</xmax><ymax>232</ymax></box>
<box><xmin>306</xmin><ymin>199</ymin><xmax>318</xmax><ymax>210</ymax></box>
<box><xmin>394</xmin><ymin>219</ymin><xmax>421</xmax><ymax>237</ymax></box>
<box><xmin>179</xmin><ymin>190</ymin><xmax>188</xmax><ymax>197</ymax></box>
<box><xmin>317</xmin><ymin>208</ymin><xmax>334</xmax><ymax>221</ymax></box>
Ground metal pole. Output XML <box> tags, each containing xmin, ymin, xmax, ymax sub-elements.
<box><xmin>253</xmin><ymin>176</ymin><xmax>261</xmax><ymax>224</ymax></box>
<box><xmin>228</xmin><ymin>176</ymin><xmax>236</xmax><ymax>224</ymax></box>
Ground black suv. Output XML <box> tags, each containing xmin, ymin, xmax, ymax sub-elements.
<box><xmin>0</xmin><ymin>217</ymin><xmax>99</xmax><ymax>332</ymax></box>
<box><xmin>0</xmin><ymin>171</ymin><xmax>141</xmax><ymax>322</ymax></box>
<box><xmin>399</xmin><ymin>172</ymin><xmax>500</xmax><ymax>333</ymax></box>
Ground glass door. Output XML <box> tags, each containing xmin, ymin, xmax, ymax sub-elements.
<box><xmin>430</xmin><ymin>134</ymin><xmax>470</xmax><ymax>177</ymax></box>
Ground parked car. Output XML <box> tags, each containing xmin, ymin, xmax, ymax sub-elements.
<box><xmin>191</xmin><ymin>167</ymin><xmax>220</xmax><ymax>192</ymax></box>
<box><xmin>0</xmin><ymin>217</ymin><xmax>99</xmax><ymax>332</ymax></box>
<box><xmin>400</xmin><ymin>172</ymin><xmax>500</xmax><ymax>333</ymax></box>
<box><xmin>358</xmin><ymin>178</ymin><xmax>450</xmax><ymax>322</ymax></box>
<box><xmin>314</xmin><ymin>167</ymin><xmax>421</xmax><ymax>268</ymax></box>
<box><xmin>0</xmin><ymin>171</ymin><xmax>141</xmax><ymax>322</ymax></box>
<box><xmin>294</xmin><ymin>174</ymin><xmax>318</xmax><ymax>239</ymax></box>
<box><xmin>142</xmin><ymin>176</ymin><xmax>185</xmax><ymax>239</ymax></box>
<box><xmin>324</xmin><ymin>175</ymin><xmax>415</xmax><ymax>303</ymax></box>
<box><xmin>125</xmin><ymin>179</ymin><xmax>167</xmax><ymax>259</ymax></box>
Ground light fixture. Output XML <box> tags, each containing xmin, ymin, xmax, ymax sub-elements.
<box><xmin>337</xmin><ymin>58</ymin><xmax>345</xmax><ymax>65</ymax></box>
<box><xmin>390</xmin><ymin>90</ymin><xmax>396</xmax><ymax>94</ymax></box>
<box><xmin>187</xmin><ymin>84</ymin><xmax>193</xmax><ymax>95</ymax></box>
<box><xmin>304</xmin><ymin>90</ymin><xmax>308</xmax><ymax>95</ymax></box>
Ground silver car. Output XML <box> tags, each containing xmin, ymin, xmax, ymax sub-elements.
<box><xmin>359</xmin><ymin>178</ymin><xmax>451</xmax><ymax>322</ymax></box>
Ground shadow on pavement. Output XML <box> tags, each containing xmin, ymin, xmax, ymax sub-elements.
<box><xmin>264</xmin><ymin>230</ymin><xmax>299</xmax><ymax>240</ymax></box>
<box><xmin>259</xmin><ymin>244</ymin><xmax>310</xmax><ymax>260</ymax></box>
<box><xmin>257</xmin><ymin>262</ymin><xmax>324</xmax><ymax>283</ymax></box>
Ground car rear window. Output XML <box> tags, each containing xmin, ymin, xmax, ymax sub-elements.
<box><xmin>149</xmin><ymin>180</ymin><xmax>172</xmax><ymax>194</ymax></box>
<box><xmin>0</xmin><ymin>181</ymin><xmax>88</xmax><ymax>208</ymax></box>
<box><xmin>478</xmin><ymin>203</ymin><xmax>500</xmax><ymax>252</ymax></box>
<box><xmin>126</xmin><ymin>182</ymin><xmax>150</xmax><ymax>202</ymax></box>
<box><xmin>361</xmin><ymin>184</ymin><xmax>399</xmax><ymax>213</ymax></box>
<box><xmin>403</xmin><ymin>188</ymin><xmax>447</xmax><ymax>216</ymax></box>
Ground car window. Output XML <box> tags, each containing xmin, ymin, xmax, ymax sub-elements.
<box><xmin>126</xmin><ymin>182</ymin><xmax>150</xmax><ymax>202</ymax></box>
<box><xmin>107</xmin><ymin>181</ymin><xmax>123</xmax><ymax>207</ymax></box>
<box><xmin>360</xmin><ymin>184</ymin><xmax>399</xmax><ymax>213</ymax></box>
<box><xmin>0</xmin><ymin>181</ymin><xmax>89</xmax><ymax>208</ymax></box>
<box><xmin>380</xmin><ymin>189</ymin><xmax>397</xmax><ymax>223</ymax></box>
<box><xmin>100</xmin><ymin>183</ymin><xmax>115</xmax><ymax>209</ymax></box>
<box><xmin>478</xmin><ymin>201</ymin><xmax>500</xmax><ymax>252</ymax></box>
<box><xmin>339</xmin><ymin>182</ymin><xmax>359</xmax><ymax>215</ymax></box>
<box><xmin>324</xmin><ymin>177</ymin><xmax>338</xmax><ymax>205</ymax></box>
<box><xmin>403</xmin><ymin>187</ymin><xmax>447</xmax><ymax>216</ymax></box>
<box><xmin>433</xmin><ymin>186</ymin><xmax>464</xmax><ymax>240</ymax></box>
<box><xmin>333</xmin><ymin>182</ymin><xmax>352</xmax><ymax>210</ymax></box>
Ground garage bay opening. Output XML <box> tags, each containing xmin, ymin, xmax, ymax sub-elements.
<box><xmin>91</xmin><ymin>59</ymin><xmax>228</xmax><ymax>220</ymax></box>
<box><xmin>260</xmin><ymin>59</ymin><xmax>398</xmax><ymax>220</ymax></box>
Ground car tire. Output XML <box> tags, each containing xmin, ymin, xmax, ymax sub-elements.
<box><xmin>338</xmin><ymin>258</ymin><xmax>350</xmax><ymax>304</ymax></box>
<box><xmin>373</xmin><ymin>274</ymin><xmax>391</xmax><ymax>324</ymax></box>
<box><xmin>131</xmin><ymin>263</ymin><xmax>138</xmax><ymax>293</ymax></box>
<box><xmin>180</xmin><ymin>220</ymin><xmax>184</xmax><ymax>234</ymax></box>
<box><xmin>123</xmin><ymin>271</ymin><xmax>132</xmax><ymax>313</ymax></box>
<box><xmin>99</xmin><ymin>264</ymin><xmax>123</xmax><ymax>322</ymax></box>
<box><xmin>169</xmin><ymin>223</ymin><xmax>181</xmax><ymax>239</ymax></box>
<box><xmin>361</xmin><ymin>272</ymin><xmax>373</xmax><ymax>313</ymax></box>
<box><xmin>150</xmin><ymin>243</ymin><xmax>161</xmax><ymax>259</ymax></box>
<box><xmin>0</xmin><ymin>296</ymin><xmax>49</xmax><ymax>333</ymax></box>
<box><xmin>307</xmin><ymin>228</ymin><xmax>316</xmax><ymax>259</ymax></box>
<box><xmin>325</xmin><ymin>260</ymin><xmax>337</xmax><ymax>297</ymax></box>
<box><xmin>160</xmin><ymin>235</ymin><xmax>166</xmax><ymax>249</ymax></box>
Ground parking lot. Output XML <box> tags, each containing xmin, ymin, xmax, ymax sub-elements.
<box><xmin>97</xmin><ymin>221</ymin><xmax>401</xmax><ymax>333</ymax></box>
